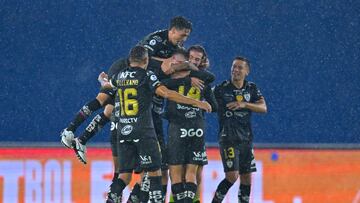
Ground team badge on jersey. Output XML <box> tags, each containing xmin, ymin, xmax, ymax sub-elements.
<box><xmin>149</xmin><ymin>39</ymin><xmax>156</xmax><ymax>46</ymax></box>
<box><xmin>244</xmin><ymin>93</ymin><xmax>251</xmax><ymax>102</ymax></box>
<box><xmin>226</xmin><ymin>160</ymin><xmax>233</xmax><ymax>168</ymax></box>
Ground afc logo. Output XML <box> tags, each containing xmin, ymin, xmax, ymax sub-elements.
<box><xmin>119</xmin><ymin>71</ymin><xmax>136</xmax><ymax>78</ymax></box>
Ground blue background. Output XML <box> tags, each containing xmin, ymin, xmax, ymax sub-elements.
<box><xmin>1</xmin><ymin>0</ymin><xmax>359</xmax><ymax>144</ymax></box>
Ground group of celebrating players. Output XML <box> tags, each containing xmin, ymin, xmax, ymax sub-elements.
<box><xmin>60</xmin><ymin>16</ymin><xmax>267</xmax><ymax>203</ymax></box>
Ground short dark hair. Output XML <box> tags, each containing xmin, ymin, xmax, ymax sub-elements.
<box><xmin>234</xmin><ymin>56</ymin><xmax>250</xmax><ymax>68</ymax></box>
<box><xmin>170</xmin><ymin>16</ymin><xmax>192</xmax><ymax>31</ymax></box>
<box><xmin>173</xmin><ymin>47</ymin><xmax>189</xmax><ymax>59</ymax></box>
<box><xmin>188</xmin><ymin>45</ymin><xmax>207</xmax><ymax>60</ymax></box>
<box><xmin>129</xmin><ymin>46</ymin><xmax>148</xmax><ymax>63</ymax></box>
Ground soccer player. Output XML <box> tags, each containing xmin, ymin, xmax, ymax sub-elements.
<box><xmin>211</xmin><ymin>56</ymin><xmax>267</xmax><ymax>203</ymax></box>
<box><xmin>126</xmin><ymin>48</ymin><xmax>201</xmax><ymax>202</ymax></box>
<box><xmin>187</xmin><ymin>45</ymin><xmax>213</xmax><ymax>203</ymax></box>
<box><xmin>60</xmin><ymin>16</ymin><xmax>195</xmax><ymax>164</ymax></box>
<box><xmin>101</xmin><ymin>45</ymin><xmax>211</xmax><ymax>202</ymax></box>
<box><xmin>164</xmin><ymin>45</ymin><xmax>217</xmax><ymax>203</ymax></box>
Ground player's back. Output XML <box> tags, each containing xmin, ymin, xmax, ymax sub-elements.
<box><xmin>111</xmin><ymin>66</ymin><xmax>161</xmax><ymax>139</ymax></box>
<box><xmin>165</xmin><ymin>79</ymin><xmax>206</xmax><ymax>122</ymax></box>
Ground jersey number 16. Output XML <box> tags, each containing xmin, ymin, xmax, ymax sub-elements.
<box><xmin>118</xmin><ymin>88</ymin><xmax>138</xmax><ymax>116</ymax></box>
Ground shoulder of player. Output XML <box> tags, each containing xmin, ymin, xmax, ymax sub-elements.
<box><xmin>216</xmin><ymin>80</ymin><xmax>231</xmax><ymax>88</ymax></box>
<box><xmin>213</xmin><ymin>80</ymin><xmax>230</xmax><ymax>94</ymax></box>
<box><xmin>146</xmin><ymin>70</ymin><xmax>159</xmax><ymax>79</ymax></box>
<box><xmin>244</xmin><ymin>80</ymin><xmax>258</xmax><ymax>89</ymax></box>
<box><xmin>145</xmin><ymin>29</ymin><xmax>167</xmax><ymax>42</ymax></box>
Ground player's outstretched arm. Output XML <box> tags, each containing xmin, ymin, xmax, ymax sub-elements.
<box><xmin>155</xmin><ymin>85</ymin><xmax>212</xmax><ymax>112</ymax></box>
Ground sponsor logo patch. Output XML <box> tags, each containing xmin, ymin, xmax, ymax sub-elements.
<box><xmin>185</xmin><ymin>111</ymin><xmax>196</xmax><ymax>118</ymax></box>
<box><xmin>150</xmin><ymin>74</ymin><xmax>158</xmax><ymax>81</ymax></box>
<box><xmin>149</xmin><ymin>39</ymin><xmax>156</xmax><ymax>46</ymax></box>
<box><xmin>121</xmin><ymin>125</ymin><xmax>133</xmax><ymax>135</ymax></box>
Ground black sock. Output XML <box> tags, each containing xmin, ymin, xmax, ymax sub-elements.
<box><xmin>112</xmin><ymin>172</ymin><xmax>119</xmax><ymax>182</ymax></box>
<box><xmin>238</xmin><ymin>184</ymin><xmax>251</xmax><ymax>203</ymax></box>
<box><xmin>171</xmin><ymin>183</ymin><xmax>185</xmax><ymax>202</ymax></box>
<box><xmin>78</xmin><ymin>112</ymin><xmax>110</xmax><ymax>144</ymax></box>
<box><xmin>212</xmin><ymin>178</ymin><xmax>234</xmax><ymax>203</ymax></box>
<box><xmin>107</xmin><ymin>178</ymin><xmax>126</xmax><ymax>201</ymax></box>
<box><xmin>162</xmin><ymin>184</ymin><xmax>167</xmax><ymax>202</ymax></box>
<box><xmin>67</xmin><ymin>99</ymin><xmax>102</xmax><ymax>132</ymax></box>
<box><xmin>184</xmin><ymin>182</ymin><xmax>197</xmax><ymax>203</ymax></box>
<box><xmin>127</xmin><ymin>183</ymin><xmax>141</xmax><ymax>203</ymax></box>
<box><xmin>148</xmin><ymin>176</ymin><xmax>163</xmax><ymax>203</ymax></box>
<box><xmin>140</xmin><ymin>173</ymin><xmax>150</xmax><ymax>202</ymax></box>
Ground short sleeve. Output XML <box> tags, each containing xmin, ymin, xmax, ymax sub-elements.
<box><xmin>250</xmin><ymin>83</ymin><xmax>263</xmax><ymax>102</ymax></box>
<box><xmin>146</xmin><ymin>70</ymin><xmax>162</xmax><ymax>93</ymax></box>
<box><xmin>139</xmin><ymin>35</ymin><xmax>164</xmax><ymax>57</ymax></box>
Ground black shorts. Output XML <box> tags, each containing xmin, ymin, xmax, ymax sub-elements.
<box><xmin>99</xmin><ymin>88</ymin><xmax>116</xmax><ymax>105</ymax></box>
<box><xmin>110</xmin><ymin>121</ymin><xmax>118</xmax><ymax>157</ymax></box>
<box><xmin>152</xmin><ymin>111</ymin><xmax>168</xmax><ymax>170</ymax></box>
<box><xmin>117</xmin><ymin>135</ymin><xmax>162</xmax><ymax>173</ymax></box>
<box><xmin>167</xmin><ymin>121</ymin><xmax>207</xmax><ymax>165</ymax></box>
<box><xmin>219</xmin><ymin>142</ymin><xmax>256</xmax><ymax>174</ymax></box>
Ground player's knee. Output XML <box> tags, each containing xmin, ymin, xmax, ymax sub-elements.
<box><xmin>196</xmin><ymin>173</ymin><xmax>202</xmax><ymax>184</ymax></box>
<box><xmin>146</xmin><ymin>168</ymin><xmax>162</xmax><ymax>176</ymax></box>
<box><xmin>185</xmin><ymin>173</ymin><xmax>197</xmax><ymax>183</ymax></box>
<box><xmin>118</xmin><ymin>173</ymin><xmax>132</xmax><ymax>185</ymax></box>
<box><xmin>169</xmin><ymin>171</ymin><xmax>183</xmax><ymax>184</ymax></box>
<box><xmin>240</xmin><ymin>173</ymin><xmax>252</xmax><ymax>185</ymax></box>
<box><xmin>196</xmin><ymin>166</ymin><xmax>203</xmax><ymax>183</ymax></box>
<box><xmin>96</xmin><ymin>93</ymin><xmax>109</xmax><ymax>106</ymax></box>
<box><xmin>225</xmin><ymin>171</ymin><xmax>239</xmax><ymax>183</ymax></box>
<box><xmin>104</xmin><ymin>105</ymin><xmax>114</xmax><ymax>118</ymax></box>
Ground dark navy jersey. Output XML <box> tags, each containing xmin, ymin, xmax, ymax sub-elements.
<box><xmin>147</xmin><ymin>58</ymin><xmax>169</xmax><ymax>114</ymax></box>
<box><xmin>107</xmin><ymin>58</ymin><xmax>129</xmax><ymax>78</ymax></box>
<box><xmin>137</xmin><ymin>29</ymin><xmax>181</xmax><ymax>58</ymax></box>
<box><xmin>147</xmin><ymin>58</ymin><xmax>168</xmax><ymax>81</ymax></box>
<box><xmin>164</xmin><ymin>77</ymin><xmax>217</xmax><ymax>123</ymax></box>
<box><xmin>189</xmin><ymin>69</ymin><xmax>216</xmax><ymax>84</ymax></box>
<box><xmin>214</xmin><ymin>80</ymin><xmax>263</xmax><ymax>143</ymax></box>
<box><xmin>110</xmin><ymin>67</ymin><xmax>162</xmax><ymax>139</ymax></box>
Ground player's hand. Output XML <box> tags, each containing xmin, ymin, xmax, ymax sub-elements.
<box><xmin>98</xmin><ymin>72</ymin><xmax>108</xmax><ymax>82</ymax></box>
<box><xmin>161</xmin><ymin>57</ymin><xmax>173</xmax><ymax>74</ymax></box>
<box><xmin>196</xmin><ymin>101</ymin><xmax>212</xmax><ymax>113</ymax></box>
<box><xmin>98</xmin><ymin>72</ymin><xmax>111</xmax><ymax>87</ymax></box>
<box><xmin>191</xmin><ymin>77</ymin><xmax>204</xmax><ymax>90</ymax></box>
<box><xmin>186</xmin><ymin>61</ymin><xmax>199</xmax><ymax>71</ymax></box>
<box><xmin>226</xmin><ymin>101</ymin><xmax>247</xmax><ymax>110</ymax></box>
